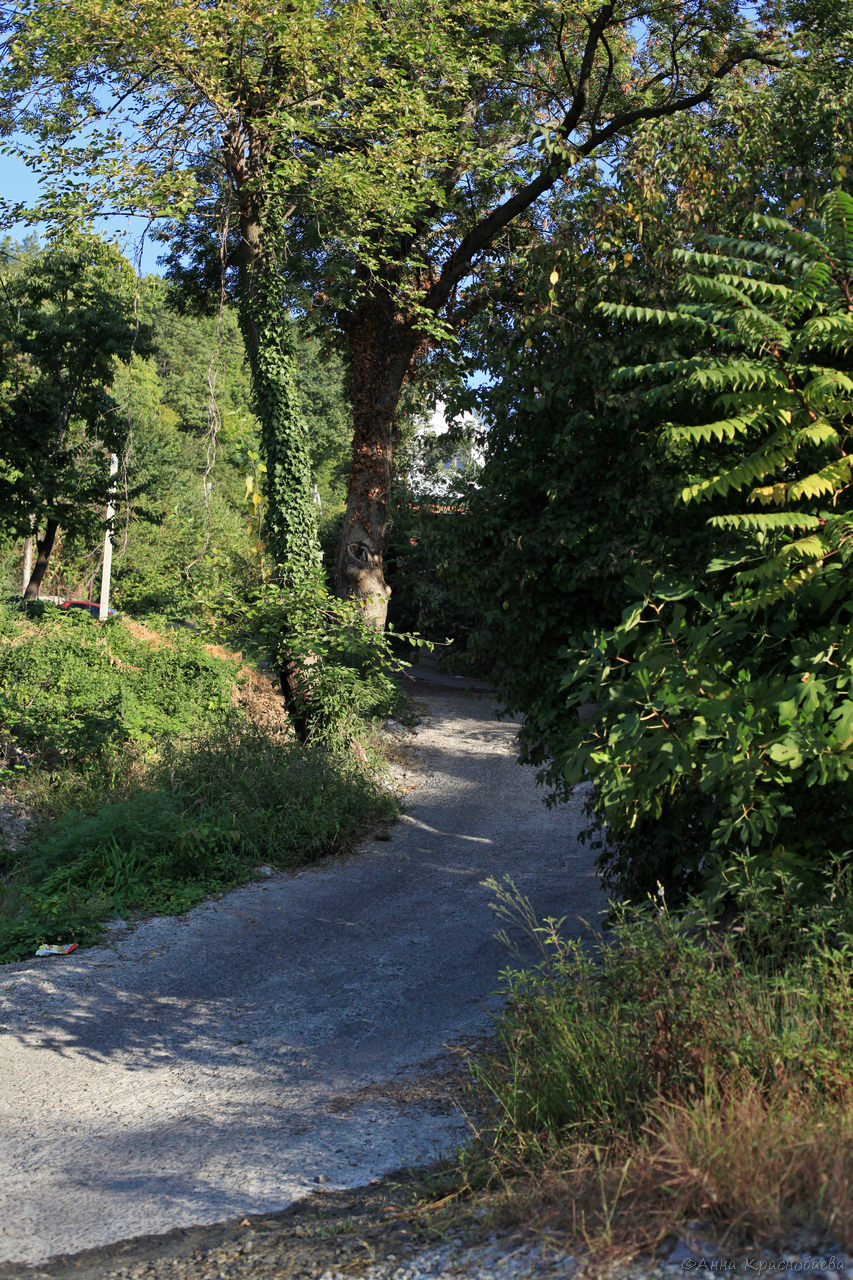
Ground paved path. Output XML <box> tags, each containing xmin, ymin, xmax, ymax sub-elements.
<box><xmin>0</xmin><ymin>670</ymin><xmax>603</xmax><ymax>1266</ymax></box>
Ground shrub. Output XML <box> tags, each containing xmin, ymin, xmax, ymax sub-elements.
<box><xmin>474</xmin><ymin>881</ymin><xmax>853</xmax><ymax>1159</ymax></box>
<box><xmin>0</xmin><ymin>600</ymin><xmax>238</xmax><ymax>766</ymax></box>
<box><xmin>468</xmin><ymin>882</ymin><xmax>853</xmax><ymax>1247</ymax></box>
<box><xmin>201</xmin><ymin>571</ymin><xmax>425</xmax><ymax>741</ymax></box>
<box><xmin>0</xmin><ymin>603</ymin><xmax>401</xmax><ymax>961</ymax></box>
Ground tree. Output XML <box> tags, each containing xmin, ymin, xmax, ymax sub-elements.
<box><xmin>550</xmin><ymin>192</ymin><xmax>853</xmax><ymax>906</ymax></box>
<box><xmin>139</xmin><ymin>276</ymin><xmax>258</xmax><ymax>439</ymax></box>
<box><xmin>447</xmin><ymin>208</ymin><xmax>714</xmax><ymax>749</ymax></box>
<box><xmin>137</xmin><ymin>279</ymin><xmax>352</xmax><ymax>516</ymax></box>
<box><xmin>0</xmin><ymin>230</ymin><xmax>143</xmax><ymax>597</ymax></box>
<box><xmin>1</xmin><ymin>0</ymin><xmax>780</xmax><ymax>627</ymax></box>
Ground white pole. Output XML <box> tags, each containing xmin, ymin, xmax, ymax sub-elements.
<box><xmin>22</xmin><ymin>537</ymin><xmax>33</xmax><ymax>595</ymax></box>
<box><xmin>99</xmin><ymin>454</ymin><xmax>119</xmax><ymax>620</ymax></box>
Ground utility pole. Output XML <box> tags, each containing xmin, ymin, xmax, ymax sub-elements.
<box><xmin>98</xmin><ymin>454</ymin><xmax>119</xmax><ymax>620</ymax></box>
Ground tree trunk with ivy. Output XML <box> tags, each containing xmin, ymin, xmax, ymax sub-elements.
<box><xmin>233</xmin><ymin>189</ymin><xmax>322</xmax><ymax>740</ymax></box>
<box><xmin>336</xmin><ymin>294</ymin><xmax>425</xmax><ymax>630</ymax></box>
<box><xmin>239</xmin><ymin>280</ymin><xmax>320</xmax><ymax>583</ymax></box>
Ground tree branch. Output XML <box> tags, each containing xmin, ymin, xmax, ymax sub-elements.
<box><xmin>591</xmin><ymin>23</ymin><xmax>616</xmax><ymax>126</ymax></box>
<box><xmin>426</xmin><ymin>46</ymin><xmax>780</xmax><ymax>316</ymax></box>
<box><xmin>556</xmin><ymin>15</ymin><xmax>577</xmax><ymax>101</ymax></box>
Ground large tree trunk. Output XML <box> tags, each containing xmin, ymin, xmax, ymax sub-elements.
<box><xmin>238</xmin><ymin>275</ymin><xmax>320</xmax><ymax>585</ymax></box>
<box><xmin>231</xmin><ymin>194</ymin><xmax>319</xmax><ymax>582</ymax></box>
<box><xmin>336</xmin><ymin>298</ymin><xmax>421</xmax><ymax>629</ymax></box>
<box><xmin>23</xmin><ymin>520</ymin><xmax>59</xmax><ymax>600</ymax></box>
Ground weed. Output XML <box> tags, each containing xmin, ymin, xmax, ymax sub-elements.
<box><xmin>312</xmin><ymin>1216</ymin><xmax>358</xmax><ymax>1239</ymax></box>
<box><xmin>466</xmin><ymin>880</ymin><xmax>853</xmax><ymax>1254</ymax></box>
<box><xmin>0</xmin><ymin>606</ymin><xmax>400</xmax><ymax>962</ymax></box>
<box><xmin>0</xmin><ymin>723</ymin><xmax>398</xmax><ymax>961</ymax></box>
<box><xmin>640</xmin><ymin>1079</ymin><xmax>853</xmax><ymax>1244</ymax></box>
<box><xmin>0</xmin><ymin>598</ymin><xmax>238</xmax><ymax>769</ymax></box>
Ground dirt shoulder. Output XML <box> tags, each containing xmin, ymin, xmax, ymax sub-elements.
<box><xmin>0</xmin><ymin>1171</ymin><xmax>458</xmax><ymax>1280</ymax></box>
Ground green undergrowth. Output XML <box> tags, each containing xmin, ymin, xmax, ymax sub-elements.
<box><xmin>465</xmin><ymin>877</ymin><xmax>853</xmax><ymax>1252</ymax></box>
<box><xmin>0</xmin><ymin>602</ymin><xmax>399</xmax><ymax>962</ymax></box>
<box><xmin>0</xmin><ymin>599</ymin><xmax>238</xmax><ymax>765</ymax></box>
<box><xmin>0</xmin><ymin>726</ymin><xmax>397</xmax><ymax>962</ymax></box>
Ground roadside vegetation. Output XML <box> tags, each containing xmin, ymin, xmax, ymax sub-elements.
<box><xmin>0</xmin><ymin>250</ymin><xmax>415</xmax><ymax>964</ymax></box>
<box><xmin>452</xmin><ymin>875</ymin><xmax>853</xmax><ymax>1258</ymax></box>
<box><xmin>402</xmin><ymin>76</ymin><xmax>853</xmax><ymax>1268</ymax></box>
<box><xmin>430</xmin><ymin>189</ymin><xmax>853</xmax><ymax>1257</ymax></box>
<box><xmin>2</xmin><ymin>0</ymin><xmax>853</xmax><ymax>1261</ymax></box>
<box><xmin>0</xmin><ymin>599</ymin><xmax>399</xmax><ymax>963</ymax></box>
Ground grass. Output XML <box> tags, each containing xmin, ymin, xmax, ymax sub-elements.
<box><xmin>0</xmin><ymin>602</ymin><xmax>400</xmax><ymax>962</ymax></box>
<box><xmin>11</xmin><ymin>598</ymin><xmax>848</xmax><ymax>1259</ymax></box>
<box><xmin>460</xmin><ymin>877</ymin><xmax>853</xmax><ymax>1260</ymax></box>
<box><xmin>0</xmin><ymin>600</ymin><xmax>239</xmax><ymax>766</ymax></box>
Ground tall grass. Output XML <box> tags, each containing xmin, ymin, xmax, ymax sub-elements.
<box><xmin>467</xmin><ymin>880</ymin><xmax>853</xmax><ymax>1253</ymax></box>
<box><xmin>1</xmin><ymin>723</ymin><xmax>398</xmax><ymax>961</ymax></box>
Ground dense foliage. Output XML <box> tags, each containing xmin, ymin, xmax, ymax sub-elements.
<box><xmin>202</xmin><ymin>570</ymin><xmax>421</xmax><ymax>743</ymax></box>
<box><xmin>0</xmin><ymin>256</ymin><xmax>356</xmax><ymax>612</ymax></box>
<box><xmin>0</xmin><ymin>602</ymin><xmax>237</xmax><ymax>764</ymax></box>
<box><xmin>0</xmin><ymin>602</ymin><xmax>398</xmax><ymax>961</ymax></box>
<box><xmin>0</xmin><ymin>0</ymin><xmax>780</xmax><ymax>622</ymax></box>
<box><xmin>554</xmin><ymin>193</ymin><xmax>853</xmax><ymax>905</ymax></box>
<box><xmin>450</xmin><ymin>17</ymin><xmax>853</xmax><ymax>907</ymax></box>
<box><xmin>469</xmin><ymin>878</ymin><xmax>853</xmax><ymax>1245</ymax></box>
<box><xmin>0</xmin><ymin>231</ymin><xmax>144</xmax><ymax>592</ymax></box>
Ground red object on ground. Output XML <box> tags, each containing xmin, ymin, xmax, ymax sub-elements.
<box><xmin>60</xmin><ymin>600</ymin><xmax>117</xmax><ymax>619</ymax></box>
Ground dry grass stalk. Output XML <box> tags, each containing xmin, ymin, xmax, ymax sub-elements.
<box><xmin>639</xmin><ymin>1082</ymin><xmax>853</xmax><ymax>1247</ymax></box>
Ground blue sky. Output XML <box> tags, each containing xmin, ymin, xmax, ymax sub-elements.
<box><xmin>1</xmin><ymin>150</ymin><xmax>164</xmax><ymax>274</ymax></box>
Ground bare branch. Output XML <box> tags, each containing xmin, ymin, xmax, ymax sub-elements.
<box><xmin>556</xmin><ymin>15</ymin><xmax>576</xmax><ymax>101</ymax></box>
<box><xmin>559</xmin><ymin>4</ymin><xmax>616</xmax><ymax>142</ymax></box>
<box><xmin>591</xmin><ymin>24</ymin><xmax>616</xmax><ymax>127</ymax></box>
<box><xmin>669</xmin><ymin>31</ymin><xmax>682</xmax><ymax>98</ymax></box>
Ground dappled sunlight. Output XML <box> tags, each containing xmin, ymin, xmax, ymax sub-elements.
<box><xmin>399</xmin><ymin>814</ymin><xmax>494</xmax><ymax>844</ymax></box>
<box><xmin>1</xmin><ymin>1068</ymin><xmax>467</xmax><ymax>1263</ymax></box>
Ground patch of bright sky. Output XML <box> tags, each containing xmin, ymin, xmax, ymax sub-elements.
<box><xmin>1</xmin><ymin>149</ymin><xmax>164</xmax><ymax>275</ymax></box>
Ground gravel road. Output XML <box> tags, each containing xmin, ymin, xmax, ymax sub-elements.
<box><xmin>0</xmin><ymin>666</ymin><xmax>604</xmax><ymax>1270</ymax></box>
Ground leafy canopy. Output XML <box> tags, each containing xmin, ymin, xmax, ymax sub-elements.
<box><xmin>0</xmin><ymin>229</ymin><xmax>144</xmax><ymax>544</ymax></box>
<box><xmin>1</xmin><ymin>0</ymin><xmax>778</xmax><ymax>333</ymax></box>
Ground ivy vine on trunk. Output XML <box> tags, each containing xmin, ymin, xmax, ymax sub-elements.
<box><xmin>233</xmin><ymin>192</ymin><xmax>322</xmax><ymax>740</ymax></box>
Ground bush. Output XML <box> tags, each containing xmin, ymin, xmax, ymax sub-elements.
<box><xmin>553</xmin><ymin>193</ymin><xmax>853</xmax><ymax>907</ymax></box>
<box><xmin>201</xmin><ymin>571</ymin><xmax>424</xmax><ymax>742</ymax></box>
<box><xmin>0</xmin><ymin>600</ymin><xmax>238</xmax><ymax>766</ymax></box>
<box><xmin>0</xmin><ymin>601</ymin><xmax>401</xmax><ymax>961</ymax></box>
<box><xmin>553</xmin><ymin>578</ymin><xmax>853</xmax><ymax>906</ymax></box>
<box><xmin>476</xmin><ymin>883</ymin><xmax>853</xmax><ymax>1154</ymax></box>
